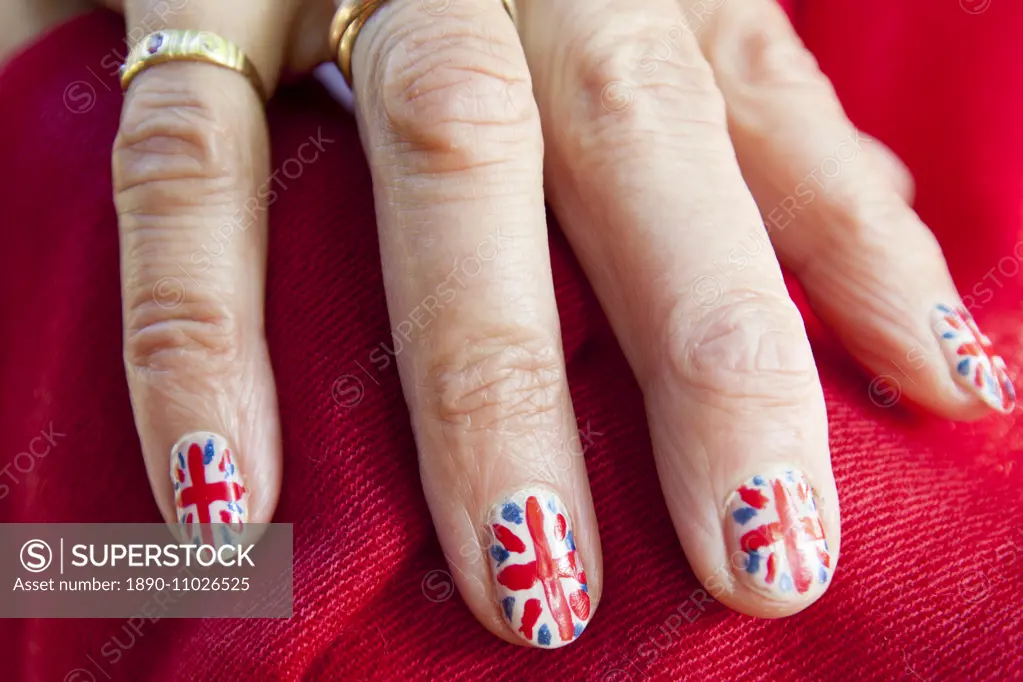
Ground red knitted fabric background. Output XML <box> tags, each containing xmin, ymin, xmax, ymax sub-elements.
<box><xmin>0</xmin><ymin>3</ymin><xmax>1021</xmax><ymax>680</ymax></box>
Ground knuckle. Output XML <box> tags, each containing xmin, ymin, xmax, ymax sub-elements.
<box><xmin>569</xmin><ymin>11</ymin><xmax>728</xmax><ymax>137</ymax></box>
<box><xmin>816</xmin><ymin>203</ymin><xmax>946</xmax><ymax>285</ymax></box>
<box><xmin>113</xmin><ymin>76</ymin><xmax>246</xmax><ymax>214</ymax></box>
<box><xmin>367</xmin><ymin>8</ymin><xmax>539</xmax><ymax>170</ymax></box>
<box><xmin>907</xmin><ymin>222</ymin><xmax>947</xmax><ymax>264</ymax></box>
<box><xmin>720</xmin><ymin>0</ymin><xmax>837</xmax><ymax>99</ymax></box>
<box><xmin>123</xmin><ymin>295</ymin><xmax>240</xmax><ymax>375</ymax></box>
<box><xmin>425</xmin><ymin>329</ymin><xmax>565</xmax><ymax>431</ymax></box>
<box><xmin>828</xmin><ymin>196</ymin><xmax>933</xmax><ymax>258</ymax></box>
<box><xmin>842</xmin><ymin>199</ymin><xmax>907</xmax><ymax>250</ymax></box>
<box><xmin>664</xmin><ymin>292</ymin><xmax>818</xmax><ymax>400</ymax></box>
<box><xmin>735</xmin><ymin>26</ymin><xmax>829</xmax><ymax>91</ymax></box>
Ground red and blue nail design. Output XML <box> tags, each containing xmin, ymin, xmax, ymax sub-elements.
<box><xmin>171</xmin><ymin>432</ymin><xmax>247</xmax><ymax>546</ymax></box>
<box><xmin>725</xmin><ymin>471</ymin><xmax>831</xmax><ymax>601</ymax></box>
<box><xmin>488</xmin><ymin>489</ymin><xmax>590</xmax><ymax>648</ymax></box>
<box><xmin>933</xmin><ymin>304</ymin><xmax>1015</xmax><ymax>413</ymax></box>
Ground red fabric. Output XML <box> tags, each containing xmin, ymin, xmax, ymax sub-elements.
<box><xmin>1</xmin><ymin>5</ymin><xmax>1022</xmax><ymax>681</ymax></box>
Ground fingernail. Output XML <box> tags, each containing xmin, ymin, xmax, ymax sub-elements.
<box><xmin>170</xmin><ymin>432</ymin><xmax>248</xmax><ymax>545</ymax></box>
<box><xmin>725</xmin><ymin>471</ymin><xmax>832</xmax><ymax>601</ymax></box>
<box><xmin>488</xmin><ymin>488</ymin><xmax>590</xmax><ymax>648</ymax></box>
<box><xmin>933</xmin><ymin>304</ymin><xmax>1016</xmax><ymax>413</ymax></box>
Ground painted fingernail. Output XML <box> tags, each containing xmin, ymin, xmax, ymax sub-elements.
<box><xmin>725</xmin><ymin>471</ymin><xmax>832</xmax><ymax>601</ymax></box>
<box><xmin>170</xmin><ymin>432</ymin><xmax>247</xmax><ymax>546</ymax></box>
<box><xmin>933</xmin><ymin>304</ymin><xmax>1016</xmax><ymax>413</ymax></box>
<box><xmin>488</xmin><ymin>488</ymin><xmax>590</xmax><ymax>648</ymax></box>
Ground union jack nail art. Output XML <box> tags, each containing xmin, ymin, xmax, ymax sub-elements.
<box><xmin>725</xmin><ymin>471</ymin><xmax>831</xmax><ymax>601</ymax></box>
<box><xmin>932</xmin><ymin>304</ymin><xmax>1016</xmax><ymax>413</ymax></box>
<box><xmin>488</xmin><ymin>489</ymin><xmax>590</xmax><ymax>648</ymax></box>
<box><xmin>171</xmin><ymin>432</ymin><xmax>247</xmax><ymax>547</ymax></box>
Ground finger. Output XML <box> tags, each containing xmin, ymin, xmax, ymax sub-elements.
<box><xmin>113</xmin><ymin>0</ymin><xmax>292</xmax><ymax>542</ymax></box>
<box><xmin>517</xmin><ymin>0</ymin><xmax>837</xmax><ymax>616</ymax></box>
<box><xmin>694</xmin><ymin>0</ymin><xmax>1015</xmax><ymax>417</ymax></box>
<box><xmin>351</xmin><ymin>0</ymin><xmax>600</xmax><ymax>647</ymax></box>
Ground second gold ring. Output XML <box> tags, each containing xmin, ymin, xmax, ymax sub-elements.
<box><xmin>330</xmin><ymin>0</ymin><xmax>518</xmax><ymax>88</ymax></box>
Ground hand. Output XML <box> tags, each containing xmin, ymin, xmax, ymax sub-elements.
<box><xmin>108</xmin><ymin>0</ymin><xmax>1015</xmax><ymax>650</ymax></box>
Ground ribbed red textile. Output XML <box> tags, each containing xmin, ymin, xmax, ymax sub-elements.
<box><xmin>1</xmin><ymin>5</ymin><xmax>1021</xmax><ymax>681</ymax></box>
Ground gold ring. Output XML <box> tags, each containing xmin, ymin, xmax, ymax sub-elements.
<box><xmin>331</xmin><ymin>0</ymin><xmax>518</xmax><ymax>89</ymax></box>
<box><xmin>120</xmin><ymin>30</ymin><xmax>266</xmax><ymax>101</ymax></box>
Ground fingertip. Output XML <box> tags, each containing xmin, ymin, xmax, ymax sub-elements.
<box><xmin>705</xmin><ymin>468</ymin><xmax>837</xmax><ymax>619</ymax></box>
<box><xmin>484</xmin><ymin>486</ymin><xmax>596</xmax><ymax>648</ymax></box>
<box><xmin>845</xmin><ymin>301</ymin><xmax>1015</xmax><ymax>421</ymax></box>
<box><xmin>928</xmin><ymin>303</ymin><xmax>1016</xmax><ymax>416</ymax></box>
